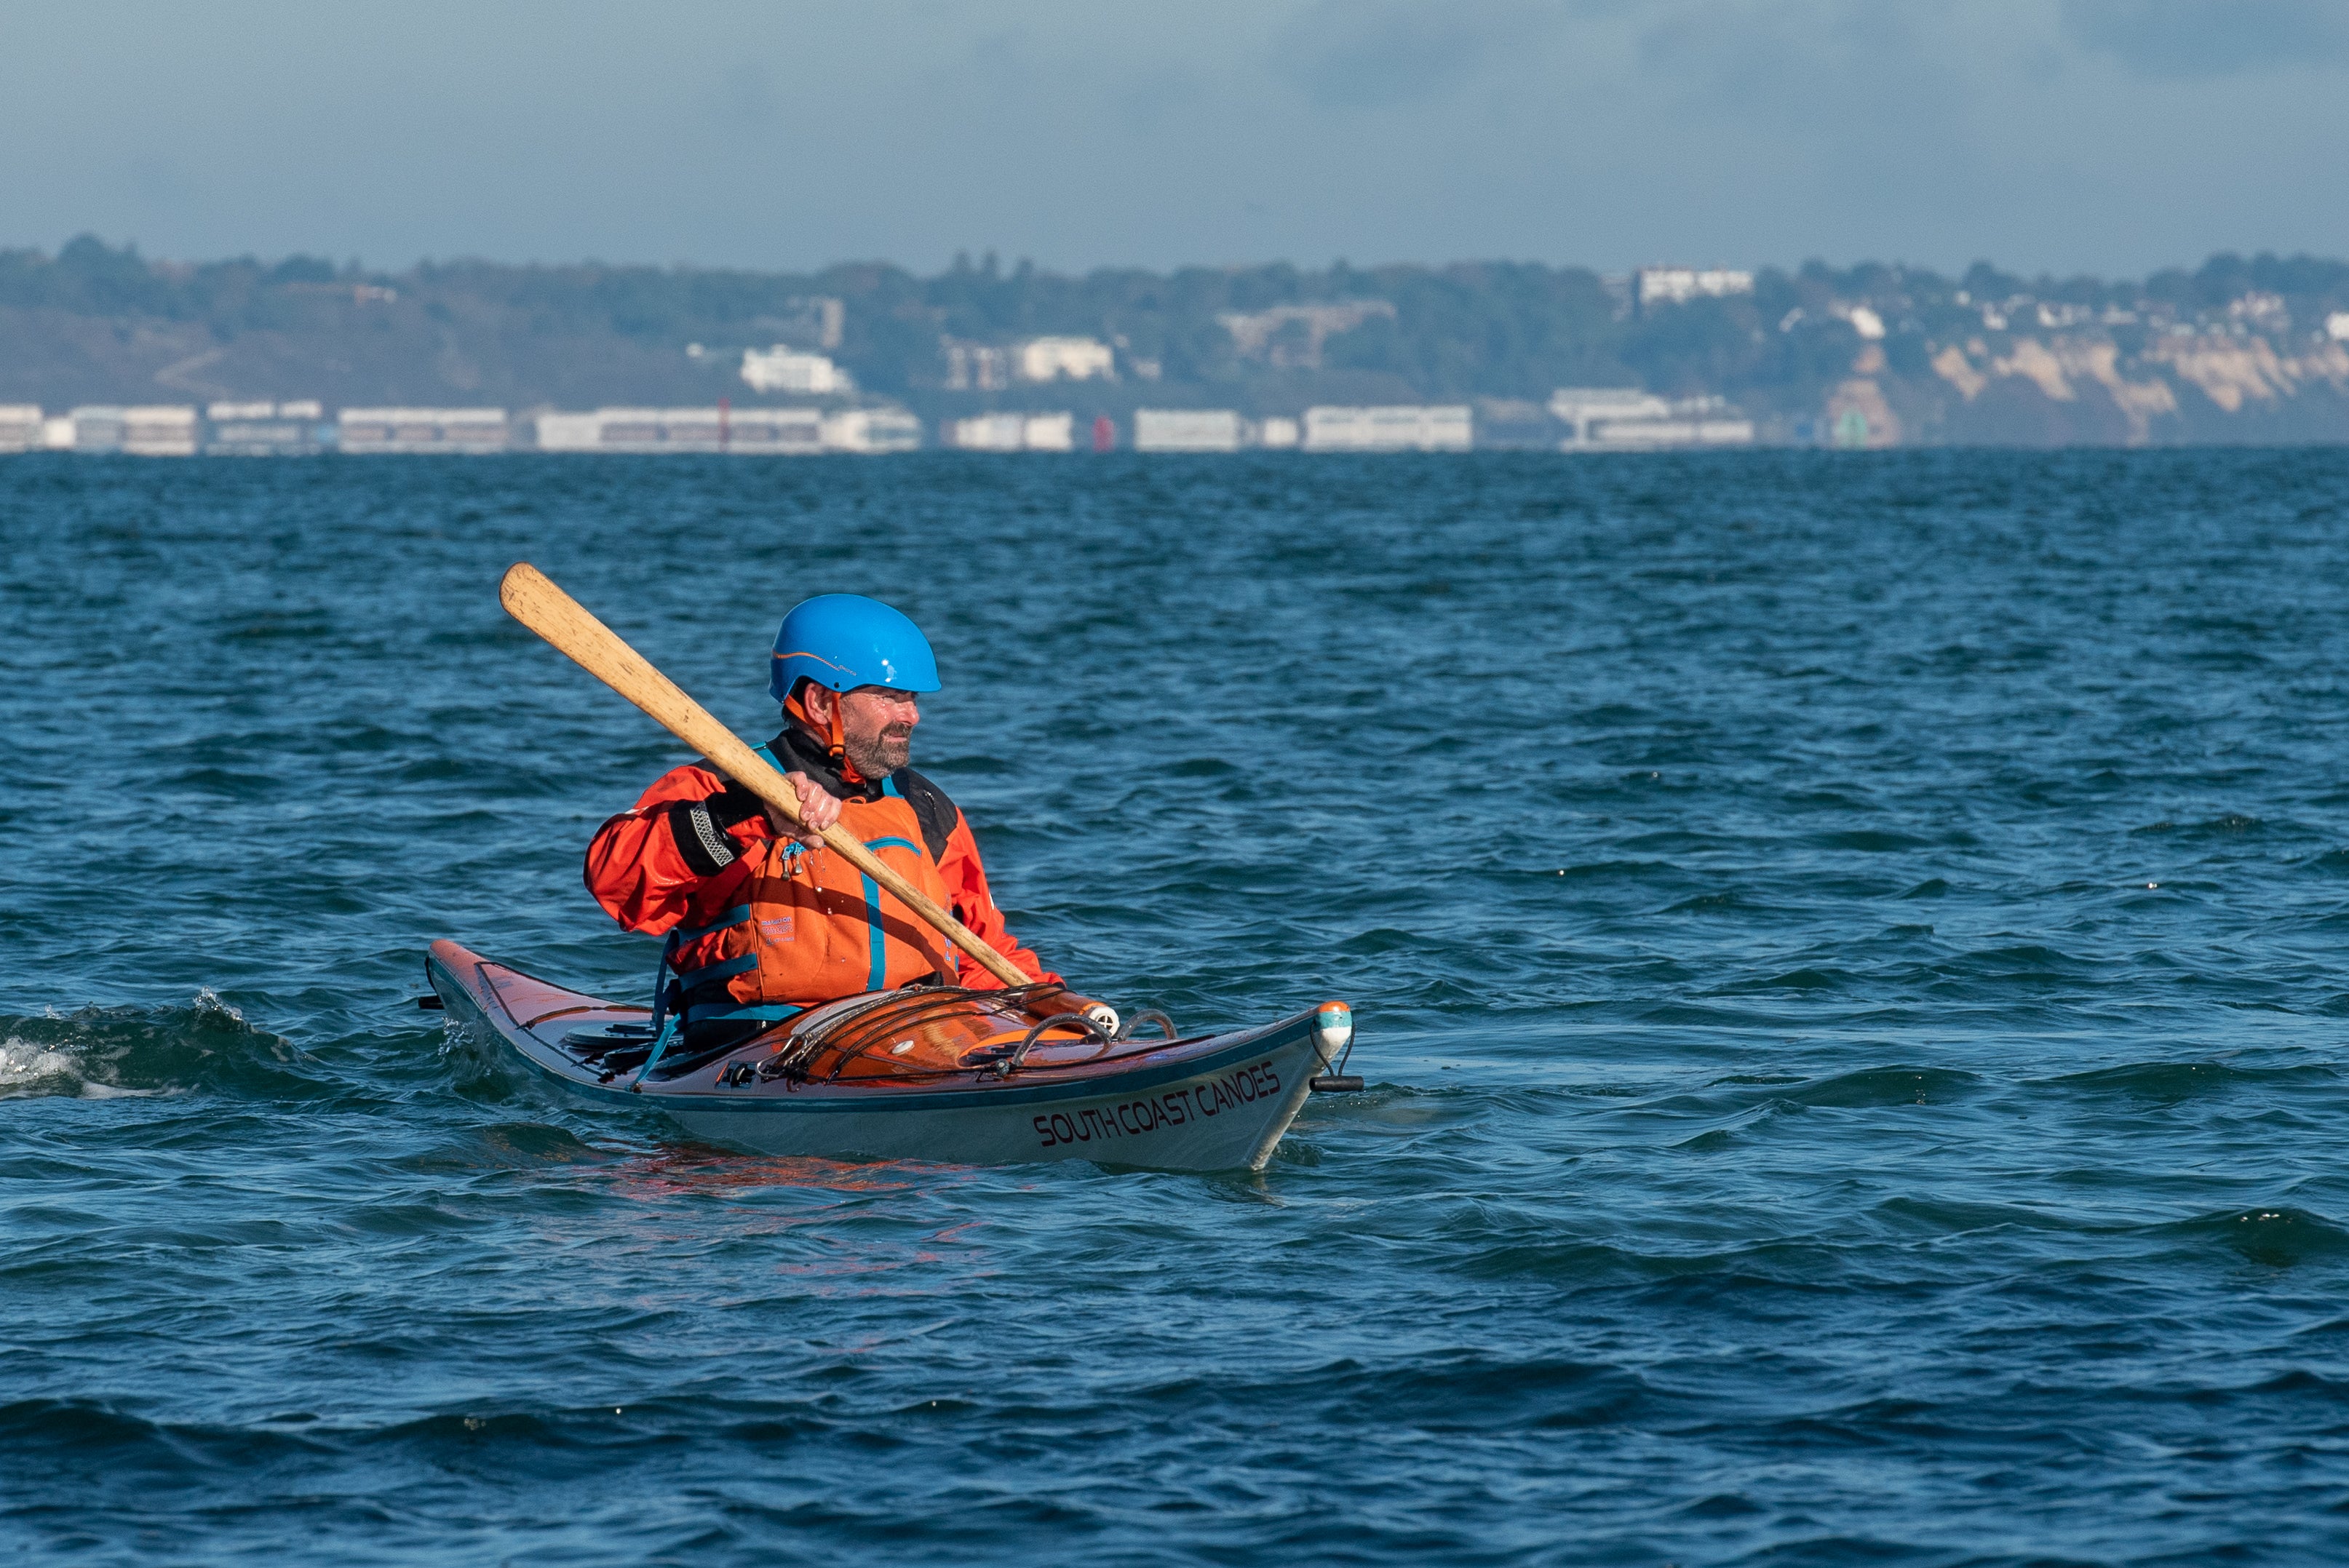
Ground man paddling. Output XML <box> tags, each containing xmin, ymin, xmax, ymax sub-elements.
<box><xmin>585</xmin><ymin>594</ymin><xmax>1102</xmax><ymax>1060</ymax></box>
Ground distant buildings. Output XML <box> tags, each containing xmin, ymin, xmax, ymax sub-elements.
<box><xmin>741</xmin><ymin>347</ymin><xmax>851</xmax><ymax>395</ymax></box>
<box><xmin>65</xmin><ymin>406</ymin><xmax>199</xmax><ymax>455</ymax></box>
<box><xmin>939</xmin><ymin>335</ymin><xmax>1116</xmax><ymax>389</ymax></box>
<box><xmin>702</xmin><ymin>407</ymin><xmax>806</xmax><ymax>453</ymax></box>
<box><xmin>1549</xmin><ymin>389</ymin><xmax>1668</xmax><ymax>442</ymax></box>
<box><xmin>1217</xmin><ymin>302</ymin><xmax>1396</xmax><ymax>369</ymax></box>
<box><xmin>1550</xmin><ymin>388</ymin><xmax>1754</xmax><ymax>450</ymax></box>
<box><xmin>0</xmin><ymin>405</ymin><xmax>41</xmax><ymax>453</ymax></box>
<box><xmin>947</xmin><ymin>413</ymin><xmax>1074</xmax><ymax>451</ymax></box>
<box><xmin>1303</xmin><ymin>405</ymin><xmax>1473</xmax><ymax>452</ymax></box>
<box><xmin>538</xmin><ymin>407</ymin><xmax>824</xmax><ymax>453</ymax></box>
<box><xmin>1129</xmin><ymin>410</ymin><xmax>1313</xmax><ymax>451</ymax></box>
<box><xmin>338</xmin><ymin>408</ymin><xmax>510</xmax><ymax>453</ymax></box>
<box><xmin>66</xmin><ymin>407</ymin><xmax>126</xmax><ymax>451</ymax></box>
<box><xmin>1785</xmin><ymin>301</ymin><xmax>1890</xmax><ymax>339</ymax></box>
<box><xmin>946</xmin><ymin>414</ymin><xmax>1020</xmax><ymax>451</ymax></box>
<box><xmin>942</xmin><ymin>341</ymin><xmax>1011</xmax><ymax>391</ymax></box>
<box><xmin>822</xmin><ymin>408</ymin><xmax>923</xmax><ymax>453</ymax></box>
<box><xmin>0</xmin><ymin>384</ymin><xmax>1781</xmax><ymax>457</ymax></box>
<box><xmin>206</xmin><ymin>399</ymin><xmax>324</xmax><ymax>455</ymax></box>
<box><xmin>2229</xmin><ymin>292</ymin><xmax>2289</xmax><ymax>331</ymax></box>
<box><xmin>1023</xmin><ymin>413</ymin><xmax>1075</xmax><ymax>450</ymax></box>
<box><xmin>1134</xmin><ymin>409</ymin><xmax>1243</xmax><ymax>452</ymax></box>
<box><xmin>1016</xmin><ymin>337</ymin><xmax>1115</xmax><ymax>382</ymax></box>
<box><xmin>1635</xmin><ymin>267</ymin><xmax>1755</xmax><ymax>311</ymax></box>
<box><xmin>535</xmin><ymin>406</ymin><xmax>921</xmax><ymax>454</ymax></box>
<box><xmin>0</xmin><ymin>400</ymin><xmax>922</xmax><ymax>455</ymax></box>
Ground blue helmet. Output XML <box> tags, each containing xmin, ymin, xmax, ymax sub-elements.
<box><xmin>768</xmin><ymin>594</ymin><xmax>941</xmax><ymax>703</ymax></box>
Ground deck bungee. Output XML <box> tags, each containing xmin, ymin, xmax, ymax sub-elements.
<box><xmin>426</xmin><ymin>939</ymin><xmax>1355</xmax><ymax>1171</ymax></box>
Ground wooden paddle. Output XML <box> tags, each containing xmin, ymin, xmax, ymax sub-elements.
<box><xmin>498</xmin><ymin>562</ymin><xmax>1030</xmax><ymax>987</ymax></box>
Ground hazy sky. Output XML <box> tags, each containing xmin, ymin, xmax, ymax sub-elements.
<box><xmin>5</xmin><ymin>0</ymin><xmax>2345</xmax><ymax>278</ymax></box>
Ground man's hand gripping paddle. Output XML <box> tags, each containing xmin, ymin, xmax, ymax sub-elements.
<box><xmin>498</xmin><ymin>562</ymin><xmax>1030</xmax><ymax>988</ymax></box>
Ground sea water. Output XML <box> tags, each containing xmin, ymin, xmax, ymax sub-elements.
<box><xmin>5</xmin><ymin>450</ymin><xmax>2349</xmax><ymax>1564</ymax></box>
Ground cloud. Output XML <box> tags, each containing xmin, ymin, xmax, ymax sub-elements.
<box><xmin>1273</xmin><ymin>1</ymin><xmax>1542</xmax><ymax>110</ymax></box>
<box><xmin>1634</xmin><ymin>2</ymin><xmax>1966</xmax><ymax>140</ymax></box>
<box><xmin>2058</xmin><ymin>0</ymin><xmax>2349</xmax><ymax>77</ymax></box>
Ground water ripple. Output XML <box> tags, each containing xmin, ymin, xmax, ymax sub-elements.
<box><xmin>6</xmin><ymin>450</ymin><xmax>2349</xmax><ymax>1562</ymax></box>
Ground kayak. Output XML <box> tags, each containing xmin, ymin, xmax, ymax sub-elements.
<box><xmin>424</xmin><ymin>939</ymin><xmax>1359</xmax><ymax>1171</ymax></box>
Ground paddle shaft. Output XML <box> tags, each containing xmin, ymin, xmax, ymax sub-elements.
<box><xmin>498</xmin><ymin>562</ymin><xmax>1030</xmax><ymax>987</ymax></box>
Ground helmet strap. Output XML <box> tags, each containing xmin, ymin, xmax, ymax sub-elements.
<box><xmin>784</xmin><ymin>679</ymin><xmax>867</xmax><ymax>785</ymax></box>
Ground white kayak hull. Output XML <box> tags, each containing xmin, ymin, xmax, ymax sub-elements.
<box><xmin>426</xmin><ymin>939</ymin><xmax>1343</xmax><ymax>1173</ymax></box>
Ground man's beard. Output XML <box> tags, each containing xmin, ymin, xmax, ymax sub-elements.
<box><xmin>845</xmin><ymin>723</ymin><xmax>913</xmax><ymax>779</ymax></box>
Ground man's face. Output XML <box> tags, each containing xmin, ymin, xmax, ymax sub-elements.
<box><xmin>837</xmin><ymin>685</ymin><xmax>921</xmax><ymax>777</ymax></box>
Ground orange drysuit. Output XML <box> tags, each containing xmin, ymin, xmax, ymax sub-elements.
<box><xmin>585</xmin><ymin>725</ymin><xmax>1058</xmax><ymax>1038</ymax></box>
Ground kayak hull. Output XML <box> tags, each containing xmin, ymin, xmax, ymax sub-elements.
<box><xmin>425</xmin><ymin>939</ymin><xmax>1340</xmax><ymax>1172</ymax></box>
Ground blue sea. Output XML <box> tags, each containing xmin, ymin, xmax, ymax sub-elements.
<box><xmin>7</xmin><ymin>449</ymin><xmax>2349</xmax><ymax>1564</ymax></box>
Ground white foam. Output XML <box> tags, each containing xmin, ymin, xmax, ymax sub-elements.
<box><xmin>0</xmin><ymin>1035</ymin><xmax>165</xmax><ymax>1099</ymax></box>
<box><xmin>192</xmin><ymin>987</ymin><xmax>247</xmax><ymax>1024</ymax></box>
<box><xmin>77</xmin><ymin>1081</ymin><xmax>165</xmax><ymax>1099</ymax></box>
<box><xmin>0</xmin><ymin>1037</ymin><xmax>82</xmax><ymax>1096</ymax></box>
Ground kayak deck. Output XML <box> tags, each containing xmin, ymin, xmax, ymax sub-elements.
<box><xmin>425</xmin><ymin>939</ymin><xmax>1348</xmax><ymax>1171</ymax></box>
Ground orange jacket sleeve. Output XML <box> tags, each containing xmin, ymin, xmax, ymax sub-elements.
<box><xmin>583</xmin><ymin>761</ymin><xmax>772</xmax><ymax>936</ymax></box>
<box><xmin>935</xmin><ymin>810</ymin><xmax>1060</xmax><ymax>990</ymax></box>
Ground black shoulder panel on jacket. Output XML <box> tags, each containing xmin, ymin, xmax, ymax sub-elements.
<box><xmin>894</xmin><ymin>768</ymin><xmax>959</xmax><ymax>864</ymax></box>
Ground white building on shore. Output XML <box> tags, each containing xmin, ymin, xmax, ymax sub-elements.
<box><xmin>1134</xmin><ymin>409</ymin><xmax>1244</xmax><ymax>452</ymax></box>
<box><xmin>533</xmin><ymin>405</ymin><xmax>920</xmax><ymax>454</ymax></box>
<box><xmin>536</xmin><ymin>407</ymin><xmax>824</xmax><ymax>453</ymax></box>
<box><xmin>1550</xmin><ymin>388</ymin><xmax>1754</xmax><ymax>450</ymax></box>
<box><xmin>741</xmin><ymin>347</ymin><xmax>851</xmax><ymax>395</ymax></box>
<box><xmin>338</xmin><ymin>408</ymin><xmax>510</xmax><ymax>453</ymax></box>
<box><xmin>65</xmin><ymin>405</ymin><xmax>199</xmax><ymax>455</ymax></box>
<box><xmin>820</xmin><ymin>408</ymin><xmax>923</xmax><ymax>453</ymax></box>
<box><xmin>1635</xmin><ymin>267</ymin><xmax>1754</xmax><ymax>311</ymax></box>
<box><xmin>947</xmin><ymin>412</ymin><xmax>1074</xmax><ymax>451</ymax></box>
<box><xmin>538</xmin><ymin>403</ymin><xmax>915</xmax><ymax>453</ymax></box>
<box><xmin>1303</xmin><ymin>405</ymin><xmax>1472</xmax><ymax>452</ymax></box>
<box><xmin>1017</xmin><ymin>337</ymin><xmax>1114</xmax><ymax>383</ymax></box>
<box><xmin>1021</xmin><ymin>412</ymin><xmax>1075</xmax><ymax>450</ymax></box>
<box><xmin>207</xmin><ymin>400</ymin><xmax>325</xmax><ymax>455</ymax></box>
<box><xmin>0</xmin><ymin>405</ymin><xmax>42</xmax><ymax>453</ymax></box>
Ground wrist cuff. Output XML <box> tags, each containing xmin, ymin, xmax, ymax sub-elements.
<box><xmin>669</xmin><ymin>799</ymin><xmax>739</xmax><ymax>875</ymax></box>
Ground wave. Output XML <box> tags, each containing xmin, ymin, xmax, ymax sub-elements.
<box><xmin>1706</xmin><ymin>1064</ymin><xmax>1982</xmax><ymax>1111</ymax></box>
<box><xmin>2160</xmin><ymin>1206</ymin><xmax>2349</xmax><ymax>1267</ymax></box>
<box><xmin>0</xmin><ymin>990</ymin><xmax>325</xmax><ymax>1102</ymax></box>
<box><xmin>2037</xmin><ymin>1059</ymin><xmax>2336</xmax><ymax>1103</ymax></box>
